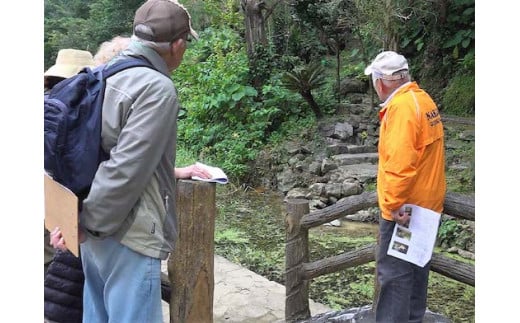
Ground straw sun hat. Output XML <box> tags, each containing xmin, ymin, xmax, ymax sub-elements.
<box><xmin>44</xmin><ymin>49</ymin><xmax>95</xmax><ymax>79</ymax></box>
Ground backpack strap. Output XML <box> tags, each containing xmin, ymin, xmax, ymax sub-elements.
<box><xmin>90</xmin><ymin>56</ymin><xmax>159</xmax><ymax>187</ymax></box>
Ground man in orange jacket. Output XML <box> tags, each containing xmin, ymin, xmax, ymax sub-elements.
<box><xmin>364</xmin><ymin>51</ymin><xmax>446</xmax><ymax>323</ymax></box>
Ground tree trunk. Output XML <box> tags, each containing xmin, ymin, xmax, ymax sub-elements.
<box><xmin>383</xmin><ymin>0</ymin><xmax>399</xmax><ymax>51</ymax></box>
<box><xmin>437</xmin><ymin>0</ymin><xmax>448</xmax><ymax>24</ymax></box>
<box><xmin>301</xmin><ymin>90</ymin><xmax>322</xmax><ymax>118</ymax></box>
<box><xmin>241</xmin><ymin>0</ymin><xmax>268</xmax><ymax>58</ymax></box>
<box><xmin>335</xmin><ymin>40</ymin><xmax>341</xmax><ymax>104</ymax></box>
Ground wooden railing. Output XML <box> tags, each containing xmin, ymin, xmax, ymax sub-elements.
<box><xmin>162</xmin><ymin>180</ymin><xmax>217</xmax><ymax>323</ymax></box>
<box><xmin>284</xmin><ymin>191</ymin><xmax>475</xmax><ymax>322</ymax></box>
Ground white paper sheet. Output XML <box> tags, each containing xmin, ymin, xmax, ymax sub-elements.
<box><xmin>191</xmin><ymin>162</ymin><xmax>228</xmax><ymax>184</ymax></box>
<box><xmin>387</xmin><ymin>204</ymin><xmax>441</xmax><ymax>267</ymax></box>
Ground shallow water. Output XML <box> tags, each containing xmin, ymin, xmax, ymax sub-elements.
<box><xmin>215</xmin><ymin>187</ymin><xmax>474</xmax><ymax>323</ymax></box>
<box><xmin>313</xmin><ymin>220</ymin><xmax>379</xmax><ymax>238</ymax></box>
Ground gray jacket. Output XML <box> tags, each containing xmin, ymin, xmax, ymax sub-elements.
<box><xmin>80</xmin><ymin>41</ymin><xmax>179</xmax><ymax>260</ymax></box>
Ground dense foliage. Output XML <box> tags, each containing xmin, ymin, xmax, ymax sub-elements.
<box><xmin>44</xmin><ymin>0</ymin><xmax>475</xmax><ymax>182</ymax></box>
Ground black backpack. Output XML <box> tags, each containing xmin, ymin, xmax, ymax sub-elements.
<box><xmin>44</xmin><ymin>56</ymin><xmax>156</xmax><ymax>198</ymax></box>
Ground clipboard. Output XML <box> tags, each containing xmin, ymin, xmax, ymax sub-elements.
<box><xmin>44</xmin><ymin>173</ymin><xmax>79</xmax><ymax>257</ymax></box>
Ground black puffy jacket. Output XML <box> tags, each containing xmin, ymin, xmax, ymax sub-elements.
<box><xmin>44</xmin><ymin>250</ymin><xmax>84</xmax><ymax>323</ymax></box>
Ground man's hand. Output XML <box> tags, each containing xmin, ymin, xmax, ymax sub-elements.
<box><xmin>49</xmin><ymin>227</ymin><xmax>67</xmax><ymax>251</ymax></box>
<box><xmin>175</xmin><ymin>164</ymin><xmax>211</xmax><ymax>179</ymax></box>
<box><xmin>391</xmin><ymin>208</ymin><xmax>411</xmax><ymax>227</ymax></box>
<box><xmin>49</xmin><ymin>226</ymin><xmax>87</xmax><ymax>252</ymax></box>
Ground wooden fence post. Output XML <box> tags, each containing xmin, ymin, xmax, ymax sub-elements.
<box><xmin>168</xmin><ymin>180</ymin><xmax>216</xmax><ymax>323</ymax></box>
<box><xmin>285</xmin><ymin>199</ymin><xmax>311</xmax><ymax>322</ymax></box>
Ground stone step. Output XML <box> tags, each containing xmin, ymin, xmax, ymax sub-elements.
<box><xmin>335</xmin><ymin>163</ymin><xmax>378</xmax><ymax>182</ymax></box>
<box><xmin>327</xmin><ymin>144</ymin><xmax>377</xmax><ymax>155</ymax></box>
<box><xmin>332</xmin><ymin>152</ymin><xmax>379</xmax><ymax>166</ymax></box>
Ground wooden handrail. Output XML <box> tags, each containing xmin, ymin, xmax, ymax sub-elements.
<box><xmin>301</xmin><ymin>244</ymin><xmax>376</xmax><ymax>280</ymax></box>
<box><xmin>300</xmin><ymin>191</ymin><xmax>378</xmax><ymax>230</ymax></box>
<box><xmin>431</xmin><ymin>252</ymin><xmax>475</xmax><ymax>286</ymax></box>
<box><xmin>443</xmin><ymin>191</ymin><xmax>475</xmax><ymax>221</ymax></box>
<box><xmin>285</xmin><ymin>191</ymin><xmax>475</xmax><ymax>322</ymax></box>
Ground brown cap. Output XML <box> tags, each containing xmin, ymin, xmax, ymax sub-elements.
<box><xmin>133</xmin><ymin>0</ymin><xmax>198</xmax><ymax>43</ymax></box>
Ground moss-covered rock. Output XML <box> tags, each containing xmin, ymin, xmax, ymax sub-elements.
<box><xmin>442</xmin><ymin>73</ymin><xmax>475</xmax><ymax>116</ymax></box>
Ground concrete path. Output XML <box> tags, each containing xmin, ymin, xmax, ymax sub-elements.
<box><xmin>161</xmin><ymin>255</ymin><xmax>332</xmax><ymax>322</ymax></box>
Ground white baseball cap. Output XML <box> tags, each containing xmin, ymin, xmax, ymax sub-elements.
<box><xmin>364</xmin><ymin>51</ymin><xmax>409</xmax><ymax>80</ymax></box>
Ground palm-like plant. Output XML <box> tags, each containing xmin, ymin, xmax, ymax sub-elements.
<box><xmin>281</xmin><ymin>62</ymin><xmax>327</xmax><ymax>118</ymax></box>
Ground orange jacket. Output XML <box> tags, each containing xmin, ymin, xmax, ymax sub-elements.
<box><xmin>377</xmin><ymin>82</ymin><xmax>446</xmax><ymax>221</ymax></box>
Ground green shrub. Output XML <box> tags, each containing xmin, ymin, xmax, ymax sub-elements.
<box><xmin>175</xmin><ymin>145</ymin><xmax>200</xmax><ymax>167</ymax></box>
<box><xmin>173</xmin><ymin>27</ymin><xmax>267</xmax><ymax>180</ymax></box>
<box><xmin>437</xmin><ymin>217</ymin><xmax>474</xmax><ymax>251</ymax></box>
<box><xmin>174</xmin><ymin>27</ymin><xmax>315</xmax><ymax>182</ymax></box>
<box><xmin>441</xmin><ymin>73</ymin><xmax>475</xmax><ymax>116</ymax></box>
<box><xmin>437</xmin><ymin>218</ymin><xmax>459</xmax><ymax>248</ymax></box>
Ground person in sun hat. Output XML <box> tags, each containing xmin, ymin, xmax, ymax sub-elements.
<box><xmin>364</xmin><ymin>51</ymin><xmax>446</xmax><ymax>323</ymax></box>
<box><xmin>43</xmin><ymin>48</ymin><xmax>95</xmax><ymax>277</ymax></box>
<box><xmin>43</xmin><ymin>48</ymin><xmax>94</xmax><ymax>323</ymax></box>
<box><xmin>49</xmin><ymin>1</ymin><xmax>201</xmax><ymax>321</ymax></box>
<box><xmin>44</xmin><ymin>49</ymin><xmax>95</xmax><ymax>93</ymax></box>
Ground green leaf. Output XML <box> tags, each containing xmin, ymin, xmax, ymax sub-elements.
<box><xmin>443</xmin><ymin>32</ymin><xmax>463</xmax><ymax>48</ymax></box>
<box><xmin>244</xmin><ymin>86</ymin><xmax>258</xmax><ymax>97</ymax></box>
<box><xmin>232</xmin><ymin>90</ymin><xmax>245</xmax><ymax>102</ymax></box>
<box><xmin>229</xmin><ymin>83</ymin><xmax>241</xmax><ymax>93</ymax></box>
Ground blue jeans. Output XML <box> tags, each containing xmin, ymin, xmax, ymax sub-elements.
<box><xmin>376</xmin><ymin>218</ymin><xmax>431</xmax><ymax>323</ymax></box>
<box><xmin>80</xmin><ymin>237</ymin><xmax>163</xmax><ymax>323</ymax></box>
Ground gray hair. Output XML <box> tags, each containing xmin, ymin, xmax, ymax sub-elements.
<box><xmin>377</xmin><ymin>71</ymin><xmax>411</xmax><ymax>88</ymax></box>
<box><xmin>94</xmin><ymin>36</ymin><xmax>131</xmax><ymax>66</ymax></box>
<box><xmin>132</xmin><ymin>27</ymin><xmax>171</xmax><ymax>54</ymax></box>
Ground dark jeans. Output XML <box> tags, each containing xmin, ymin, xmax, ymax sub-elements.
<box><xmin>376</xmin><ymin>218</ymin><xmax>431</xmax><ymax>323</ymax></box>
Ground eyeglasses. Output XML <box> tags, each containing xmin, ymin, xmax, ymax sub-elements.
<box><xmin>180</xmin><ymin>34</ymin><xmax>192</xmax><ymax>49</ymax></box>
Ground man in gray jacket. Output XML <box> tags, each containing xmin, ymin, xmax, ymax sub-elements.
<box><xmin>78</xmin><ymin>1</ymin><xmax>198</xmax><ymax>321</ymax></box>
